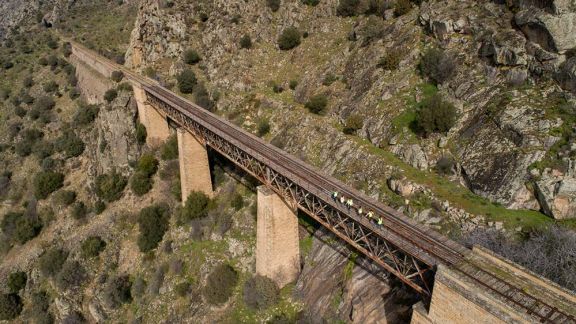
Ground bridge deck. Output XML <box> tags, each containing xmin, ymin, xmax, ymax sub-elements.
<box><xmin>68</xmin><ymin>40</ymin><xmax>576</xmax><ymax>323</ymax></box>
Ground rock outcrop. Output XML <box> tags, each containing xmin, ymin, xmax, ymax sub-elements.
<box><xmin>535</xmin><ymin>169</ymin><xmax>576</xmax><ymax>219</ymax></box>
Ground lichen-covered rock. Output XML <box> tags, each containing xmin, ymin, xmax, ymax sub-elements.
<box><xmin>515</xmin><ymin>9</ymin><xmax>576</xmax><ymax>53</ymax></box>
<box><xmin>557</xmin><ymin>57</ymin><xmax>576</xmax><ymax>94</ymax></box>
<box><xmin>391</xmin><ymin>144</ymin><xmax>429</xmax><ymax>170</ymax></box>
<box><xmin>480</xmin><ymin>29</ymin><xmax>528</xmax><ymax>66</ymax></box>
<box><xmin>535</xmin><ymin>174</ymin><xmax>576</xmax><ymax>219</ymax></box>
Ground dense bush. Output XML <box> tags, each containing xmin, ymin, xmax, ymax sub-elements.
<box><xmin>420</xmin><ymin>48</ymin><xmax>456</xmax><ymax>85</ymax></box>
<box><xmin>94</xmin><ymin>201</ymin><xmax>106</xmax><ymax>215</ymax></box>
<box><xmin>183</xmin><ymin>49</ymin><xmax>201</xmax><ymax>65</ymax></box>
<box><xmin>395</xmin><ymin>0</ymin><xmax>412</xmax><ymax>16</ymax></box>
<box><xmin>117</xmin><ymin>82</ymin><xmax>133</xmax><ymax>92</ymax></box>
<box><xmin>343</xmin><ymin>114</ymin><xmax>363</xmax><ymax>134</ymax></box>
<box><xmin>38</xmin><ymin>248</ymin><xmax>68</xmax><ymax>277</ymax></box>
<box><xmin>73</xmin><ymin>103</ymin><xmax>100</xmax><ymax>126</ymax></box>
<box><xmin>337</xmin><ymin>0</ymin><xmax>359</xmax><ymax>16</ymax></box>
<box><xmin>130</xmin><ymin>171</ymin><xmax>153</xmax><ymax>196</ymax></box>
<box><xmin>33</xmin><ymin>140</ymin><xmax>54</xmax><ymax>159</ymax></box>
<box><xmin>267</xmin><ymin>0</ymin><xmax>281</xmax><ymax>12</ymax></box>
<box><xmin>71</xmin><ymin>201</ymin><xmax>87</xmax><ymax>220</ymax></box>
<box><xmin>194</xmin><ymin>83</ymin><xmax>214</xmax><ymax>110</ymax></box>
<box><xmin>177</xmin><ymin>69</ymin><xmax>197</xmax><ymax>94</ymax></box>
<box><xmin>435</xmin><ymin>156</ymin><xmax>455</xmax><ymax>175</ymax></box>
<box><xmin>56</xmin><ymin>261</ymin><xmax>87</xmax><ymax>289</ymax></box>
<box><xmin>278</xmin><ymin>27</ymin><xmax>301</xmax><ymax>50</ymax></box>
<box><xmin>104</xmin><ymin>89</ymin><xmax>118</xmax><ymax>103</ymax></box>
<box><xmin>378</xmin><ymin>49</ymin><xmax>402</xmax><ymax>71</ymax></box>
<box><xmin>55</xmin><ymin>190</ymin><xmax>76</xmax><ymax>206</ymax></box>
<box><xmin>47</xmin><ymin>39</ymin><xmax>58</xmax><ymax>49</ymax></box>
<box><xmin>415</xmin><ymin>94</ymin><xmax>456</xmax><ymax>136</ymax></box>
<box><xmin>257</xmin><ymin>118</ymin><xmax>270</xmax><ymax>136</ymax></box>
<box><xmin>175</xmin><ymin>282</ymin><xmax>191</xmax><ymax>297</ymax></box>
<box><xmin>34</xmin><ymin>96</ymin><xmax>56</xmax><ymax>111</ymax></box>
<box><xmin>55</xmin><ymin>131</ymin><xmax>85</xmax><ymax>158</ymax></box>
<box><xmin>161</xmin><ymin>135</ymin><xmax>178</xmax><ymax>160</ymax></box>
<box><xmin>240</xmin><ymin>35</ymin><xmax>252</xmax><ymax>49</ymax></box>
<box><xmin>13</xmin><ymin>217</ymin><xmax>43</xmax><ymax>244</ymax></box>
<box><xmin>29</xmin><ymin>290</ymin><xmax>51</xmax><ymax>317</ymax></box>
<box><xmin>203</xmin><ymin>264</ymin><xmax>239</xmax><ymax>305</ymax></box>
<box><xmin>231</xmin><ymin>193</ymin><xmax>244</xmax><ymax>210</ymax></box>
<box><xmin>43</xmin><ymin>81</ymin><xmax>59</xmax><ymax>93</ymax></box>
<box><xmin>137</xmin><ymin>153</ymin><xmax>159</xmax><ymax>177</ymax></box>
<box><xmin>111</xmin><ymin>71</ymin><xmax>124</xmax><ymax>82</ymax></box>
<box><xmin>180</xmin><ymin>191</ymin><xmax>210</xmax><ymax>222</ymax></box>
<box><xmin>105</xmin><ymin>275</ymin><xmax>132</xmax><ymax>308</ymax></box>
<box><xmin>81</xmin><ymin>236</ymin><xmax>106</xmax><ymax>258</ymax></box>
<box><xmin>34</xmin><ymin>171</ymin><xmax>64</xmax><ymax>199</ymax></box>
<box><xmin>23</xmin><ymin>76</ymin><xmax>34</xmax><ymax>88</ymax></box>
<box><xmin>243</xmin><ymin>275</ymin><xmax>279</xmax><ymax>310</ymax></box>
<box><xmin>7</xmin><ymin>271</ymin><xmax>27</xmax><ymax>293</ymax></box>
<box><xmin>304</xmin><ymin>94</ymin><xmax>328</xmax><ymax>114</ymax></box>
<box><xmin>289</xmin><ymin>80</ymin><xmax>298</xmax><ymax>90</ymax></box>
<box><xmin>136</xmin><ymin>123</ymin><xmax>147</xmax><ymax>145</ymax></box>
<box><xmin>0</xmin><ymin>293</ymin><xmax>23</xmax><ymax>320</ymax></box>
<box><xmin>95</xmin><ymin>171</ymin><xmax>127</xmax><ymax>202</ymax></box>
<box><xmin>137</xmin><ymin>203</ymin><xmax>170</xmax><ymax>252</ymax></box>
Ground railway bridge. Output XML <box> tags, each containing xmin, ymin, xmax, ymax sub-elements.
<box><xmin>68</xmin><ymin>41</ymin><xmax>576</xmax><ymax>323</ymax></box>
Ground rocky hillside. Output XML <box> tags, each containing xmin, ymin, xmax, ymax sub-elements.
<box><xmin>1</xmin><ymin>0</ymin><xmax>576</xmax><ymax>323</ymax></box>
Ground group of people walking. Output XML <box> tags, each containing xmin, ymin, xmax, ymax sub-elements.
<box><xmin>331</xmin><ymin>191</ymin><xmax>383</xmax><ymax>226</ymax></box>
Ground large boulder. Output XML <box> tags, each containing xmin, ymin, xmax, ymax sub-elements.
<box><xmin>556</xmin><ymin>56</ymin><xmax>576</xmax><ymax>94</ymax></box>
<box><xmin>480</xmin><ymin>30</ymin><xmax>528</xmax><ymax>66</ymax></box>
<box><xmin>535</xmin><ymin>175</ymin><xmax>576</xmax><ymax>219</ymax></box>
<box><xmin>515</xmin><ymin>9</ymin><xmax>576</xmax><ymax>53</ymax></box>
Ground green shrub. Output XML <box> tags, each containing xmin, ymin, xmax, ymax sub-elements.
<box><xmin>71</xmin><ymin>201</ymin><xmax>87</xmax><ymax>220</ymax></box>
<box><xmin>1</xmin><ymin>212</ymin><xmax>22</xmax><ymax>237</ymax></box>
<box><xmin>161</xmin><ymin>135</ymin><xmax>178</xmax><ymax>160</ymax></box>
<box><xmin>7</xmin><ymin>271</ymin><xmax>27</xmax><ymax>293</ymax></box>
<box><xmin>0</xmin><ymin>293</ymin><xmax>23</xmax><ymax>320</ymax></box>
<box><xmin>137</xmin><ymin>203</ymin><xmax>170</xmax><ymax>252</ymax></box>
<box><xmin>343</xmin><ymin>114</ymin><xmax>363</xmax><ymax>134</ymax></box>
<box><xmin>243</xmin><ymin>275</ymin><xmax>279</xmax><ymax>310</ymax></box>
<box><xmin>415</xmin><ymin>94</ymin><xmax>456</xmax><ymax>136</ymax></box>
<box><xmin>105</xmin><ymin>275</ymin><xmax>132</xmax><ymax>308</ymax></box>
<box><xmin>23</xmin><ymin>76</ymin><xmax>34</xmax><ymax>88</ymax></box>
<box><xmin>240</xmin><ymin>35</ymin><xmax>252</xmax><ymax>49</ymax></box>
<box><xmin>15</xmin><ymin>140</ymin><xmax>34</xmax><ymax>157</ymax></box>
<box><xmin>304</xmin><ymin>94</ymin><xmax>328</xmax><ymax>114</ymax></box>
<box><xmin>43</xmin><ymin>81</ymin><xmax>59</xmax><ymax>94</ymax></box>
<box><xmin>29</xmin><ymin>290</ymin><xmax>50</xmax><ymax>317</ymax></box>
<box><xmin>14</xmin><ymin>217</ymin><xmax>43</xmax><ymax>244</ymax></box>
<box><xmin>3</xmin><ymin>62</ymin><xmax>14</xmax><ymax>70</ymax></box>
<box><xmin>302</xmin><ymin>0</ymin><xmax>320</xmax><ymax>5</ymax></box>
<box><xmin>180</xmin><ymin>191</ymin><xmax>210</xmax><ymax>222</ymax></box>
<box><xmin>81</xmin><ymin>236</ymin><xmax>106</xmax><ymax>258</ymax></box>
<box><xmin>73</xmin><ymin>103</ymin><xmax>100</xmax><ymax>126</ymax></box>
<box><xmin>55</xmin><ymin>190</ymin><xmax>76</xmax><ymax>206</ymax></box>
<box><xmin>203</xmin><ymin>264</ymin><xmax>239</xmax><ymax>305</ymax></box>
<box><xmin>137</xmin><ymin>153</ymin><xmax>159</xmax><ymax>177</ymax></box>
<box><xmin>111</xmin><ymin>71</ymin><xmax>124</xmax><ymax>82</ymax></box>
<box><xmin>69</xmin><ymin>88</ymin><xmax>80</xmax><ymax>100</ymax></box>
<box><xmin>337</xmin><ymin>0</ymin><xmax>359</xmax><ymax>16</ymax></box>
<box><xmin>55</xmin><ymin>261</ymin><xmax>86</xmax><ymax>290</ymax></box>
<box><xmin>94</xmin><ymin>201</ymin><xmax>106</xmax><ymax>215</ymax></box>
<box><xmin>378</xmin><ymin>49</ymin><xmax>403</xmax><ymax>70</ymax></box>
<box><xmin>38</xmin><ymin>248</ymin><xmax>68</xmax><ymax>277</ymax></box>
<box><xmin>55</xmin><ymin>131</ymin><xmax>85</xmax><ymax>158</ymax></box>
<box><xmin>130</xmin><ymin>171</ymin><xmax>153</xmax><ymax>196</ymax></box>
<box><xmin>267</xmin><ymin>0</ymin><xmax>281</xmax><ymax>12</ymax></box>
<box><xmin>278</xmin><ymin>27</ymin><xmax>301</xmax><ymax>50</ymax></box>
<box><xmin>34</xmin><ymin>171</ymin><xmax>64</xmax><ymax>199</ymax></box>
<box><xmin>95</xmin><ymin>171</ymin><xmax>127</xmax><ymax>202</ymax></box>
<box><xmin>34</xmin><ymin>96</ymin><xmax>55</xmax><ymax>111</ymax></box>
<box><xmin>136</xmin><ymin>123</ymin><xmax>147</xmax><ymax>145</ymax></box>
<box><xmin>117</xmin><ymin>82</ymin><xmax>133</xmax><ymax>92</ymax></box>
<box><xmin>104</xmin><ymin>89</ymin><xmax>118</xmax><ymax>103</ymax></box>
<box><xmin>131</xmin><ymin>277</ymin><xmax>147</xmax><ymax>300</ymax></box>
<box><xmin>14</xmin><ymin>106</ymin><xmax>27</xmax><ymax>118</ymax></box>
<box><xmin>395</xmin><ymin>0</ymin><xmax>412</xmax><ymax>16</ymax></box>
<box><xmin>47</xmin><ymin>39</ymin><xmax>58</xmax><ymax>49</ymax></box>
<box><xmin>420</xmin><ymin>48</ymin><xmax>456</xmax><ymax>85</ymax></box>
<box><xmin>183</xmin><ymin>49</ymin><xmax>201</xmax><ymax>65</ymax></box>
<box><xmin>435</xmin><ymin>156</ymin><xmax>455</xmax><ymax>175</ymax></box>
<box><xmin>21</xmin><ymin>93</ymin><xmax>34</xmax><ymax>105</ymax></box>
<box><xmin>322</xmin><ymin>73</ymin><xmax>338</xmax><ymax>86</ymax></box>
<box><xmin>231</xmin><ymin>193</ymin><xmax>244</xmax><ymax>210</ymax></box>
<box><xmin>194</xmin><ymin>82</ymin><xmax>214</xmax><ymax>110</ymax></box>
<box><xmin>177</xmin><ymin>69</ymin><xmax>197</xmax><ymax>94</ymax></box>
<box><xmin>175</xmin><ymin>282</ymin><xmax>191</xmax><ymax>297</ymax></box>
<box><xmin>289</xmin><ymin>80</ymin><xmax>298</xmax><ymax>90</ymax></box>
<box><xmin>272</xmin><ymin>82</ymin><xmax>284</xmax><ymax>93</ymax></box>
<box><xmin>257</xmin><ymin>119</ymin><xmax>270</xmax><ymax>136</ymax></box>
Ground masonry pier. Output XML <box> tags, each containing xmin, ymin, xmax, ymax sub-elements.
<box><xmin>177</xmin><ymin>128</ymin><xmax>214</xmax><ymax>201</ymax></box>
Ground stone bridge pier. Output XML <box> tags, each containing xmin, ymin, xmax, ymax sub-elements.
<box><xmin>177</xmin><ymin>128</ymin><xmax>213</xmax><ymax>200</ymax></box>
<box><xmin>133</xmin><ymin>84</ymin><xmax>170</xmax><ymax>147</ymax></box>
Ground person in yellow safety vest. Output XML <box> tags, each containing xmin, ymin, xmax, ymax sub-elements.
<box><xmin>377</xmin><ymin>217</ymin><xmax>383</xmax><ymax>226</ymax></box>
<box><xmin>346</xmin><ymin>199</ymin><xmax>353</xmax><ymax>208</ymax></box>
<box><xmin>332</xmin><ymin>191</ymin><xmax>339</xmax><ymax>200</ymax></box>
<box><xmin>366</xmin><ymin>211</ymin><xmax>374</xmax><ymax>220</ymax></box>
<box><xmin>358</xmin><ymin>207</ymin><xmax>363</xmax><ymax>215</ymax></box>
<box><xmin>340</xmin><ymin>196</ymin><xmax>346</xmax><ymax>204</ymax></box>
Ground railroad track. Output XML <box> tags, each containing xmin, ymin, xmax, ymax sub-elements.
<box><xmin>68</xmin><ymin>41</ymin><xmax>576</xmax><ymax>323</ymax></box>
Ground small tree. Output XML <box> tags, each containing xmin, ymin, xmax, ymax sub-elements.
<box><xmin>0</xmin><ymin>293</ymin><xmax>23</xmax><ymax>320</ymax></box>
<box><xmin>38</xmin><ymin>248</ymin><xmax>68</xmax><ymax>277</ymax></box>
<box><xmin>395</xmin><ymin>0</ymin><xmax>412</xmax><ymax>16</ymax></box>
<box><xmin>105</xmin><ymin>275</ymin><xmax>132</xmax><ymax>308</ymax></box>
<box><xmin>160</xmin><ymin>135</ymin><xmax>178</xmax><ymax>160</ymax></box>
<box><xmin>420</xmin><ymin>48</ymin><xmax>456</xmax><ymax>85</ymax></box>
<box><xmin>55</xmin><ymin>131</ymin><xmax>85</xmax><ymax>158</ymax></box>
<box><xmin>137</xmin><ymin>153</ymin><xmax>159</xmax><ymax>177</ymax></box>
<box><xmin>73</xmin><ymin>103</ymin><xmax>100</xmax><ymax>126</ymax></box>
<box><xmin>111</xmin><ymin>71</ymin><xmax>124</xmax><ymax>82</ymax></box>
<box><xmin>257</xmin><ymin>119</ymin><xmax>270</xmax><ymax>136</ymax></box>
<box><xmin>183</xmin><ymin>49</ymin><xmax>201</xmax><ymax>65</ymax></box>
<box><xmin>56</xmin><ymin>261</ymin><xmax>86</xmax><ymax>290</ymax></box>
<box><xmin>194</xmin><ymin>83</ymin><xmax>214</xmax><ymax>110</ymax></box>
<box><xmin>415</xmin><ymin>94</ymin><xmax>456</xmax><ymax>136</ymax></box>
<box><xmin>180</xmin><ymin>191</ymin><xmax>210</xmax><ymax>222</ymax></box>
<box><xmin>240</xmin><ymin>35</ymin><xmax>252</xmax><ymax>49</ymax></box>
<box><xmin>378</xmin><ymin>49</ymin><xmax>402</xmax><ymax>71</ymax></box>
<box><xmin>43</xmin><ymin>81</ymin><xmax>58</xmax><ymax>93</ymax></box>
<box><xmin>81</xmin><ymin>236</ymin><xmax>106</xmax><ymax>258</ymax></box>
<box><xmin>337</xmin><ymin>0</ymin><xmax>360</xmax><ymax>16</ymax></box>
<box><xmin>104</xmin><ymin>89</ymin><xmax>118</xmax><ymax>103</ymax></box>
<box><xmin>71</xmin><ymin>201</ymin><xmax>88</xmax><ymax>220</ymax></box>
<box><xmin>243</xmin><ymin>275</ymin><xmax>279</xmax><ymax>310</ymax></box>
<box><xmin>137</xmin><ymin>203</ymin><xmax>170</xmax><ymax>252</ymax></box>
<box><xmin>203</xmin><ymin>264</ymin><xmax>239</xmax><ymax>305</ymax></box>
<box><xmin>267</xmin><ymin>0</ymin><xmax>281</xmax><ymax>12</ymax></box>
<box><xmin>289</xmin><ymin>80</ymin><xmax>298</xmax><ymax>90</ymax></box>
<box><xmin>14</xmin><ymin>217</ymin><xmax>42</xmax><ymax>244</ymax></box>
<box><xmin>55</xmin><ymin>190</ymin><xmax>76</xmax><ymax>206</ymax></box>
<box><xmin>130</xmin><ymin>171</ymin><xmax>153</xmax><ymax>196</ymax></box>
<box><xmin>177</xmin><ymin>69</ymin><xmax>197</xmax><ymax>94</ymax></box>
<box><xmin>278</xmin><ymin>27</ymin><xmax>301</xmax><ymax>50</ymax></box>
<box><xmin>343</xmin><ymin>114</ymin><xmax>363</xmax><ymax>134</ymax></box>
<box><xmin>95</xmin><ymin>171</ymin><xmax>127</xmax><ymax>202</ymax></box>
<box><xmin>305</xmin><ymin>94</ymin><xmax>328</xmax><ymax>114</ymax></box>
<box><xmin>136</xmin><ymin>123</ymin><xmax>147</xmax><ymax>145</ymax></box>
<box><xmin>34</xmin><ymin>171</ymin><xmax>64</xmax><ymax>199</ymax></box>
<box><xmin>7</xmin><ymin>272</ymin><xmax>27</xmax><ymax>293</ymax></box>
